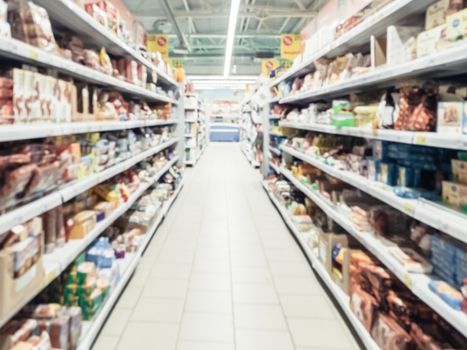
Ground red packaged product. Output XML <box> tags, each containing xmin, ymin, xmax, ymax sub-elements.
<box><xmin>0</xmin><ymin>88</ymin><xmax>12</xmax><ymax>98</ymax></box>
<box><xmin>0</xmin><ymin>77</ymin><xmax>13</xmax><ymax>88</ymax></box>
<box><xmin>371</xmin><ymin>313</ymin><xmax>412</xmax><ymax>350</ymax></box>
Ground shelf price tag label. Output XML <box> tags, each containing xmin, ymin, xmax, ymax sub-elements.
<box><xmin>414</xmin><ymin>134</ymin><xmax>426</xmax><ymax>145</ymax></box>
<box><xmin>403</xmin><ymin>274</ymin><xmax>413</xmax><ymax>289</ymax></box>
<box><xmin>403</xmin><ymin>202</ymin><xmax>415</xmax><ymax>215</ymax></box>
<box><xmin>28</xmin><ymin>49</ymin><xmax>38</xmax><ymax>61</ymax></box>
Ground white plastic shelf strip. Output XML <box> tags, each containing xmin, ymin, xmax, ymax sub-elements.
<box><xmin>33</xmin><ymin>0</ymin><xmax>178</xmax><ymax>88</ymax></box>
<box><xmin>0</xmin><ymin>157</ymin><xmax>179</xmax><ymax>329</ymax></box>
<box><xmin>0</xmin><ymin>119</ymin><xmax>178</xmax><ymax>142</ymax></box>
<box><xmin>281</xmin><ymin>145</ymin><xmax>466</xmax><ymax>244</ymax></box>
<box><xmin>275</xmin><ymin>168</ymin><xmax>467</xmax><ymax>337</ymax></box>
<box><xmin>269</xmin><ymin>146</ymin><xmax>282</xmax><ymax>156</ymax></box>
<box><xmin>0</xmin><ymin>38</ymin><xmax>177</xmax><ymax>104</ymax></box>
<box><xmin>268</xmin><ymin>0</ymin><xmax>436</xmax><ymax>88</ymax></box>
<box><xmin>280</xmin><ymin>41</ymin><xmax>467</xmax><ymax>104</ymax></box>
<box><xmin>77</xmin><ymin>180</ymin><xmax>184</xmax><ymax>350</ymax></box>
<box><xmin>280</xmin><ymin>121</ymin><xmax>467</xmax><ymax>151</ymax></box>
<box><xmin>262</xmin><ymin>182</ymin><xmax>380</xmax><ymax>350</ymax></box>
<box><xmin>0</xmin><ymin>139</ymin><xmax>178</xmax><ymax>238</ymax></box>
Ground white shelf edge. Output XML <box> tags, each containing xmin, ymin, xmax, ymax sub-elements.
<box><xmin>269</xmin><ymin>146</ymin><xmax>281</xmax><ymax>156</ymax></box>
<box><xmin>0</xmin><ymin>119</ymin><xmax>178</xmax><ymax>142</ymax></box>
<box><xmin>77</xmin><ymin>180</ymin><xmax>183</xmax><ymax>350</ymax></box>
<box><xmin>280</xmin><ymin>41</ymin><xmax>467</xmax><ymax>104</ymax></box>
<box><xmin>280</xmin><ymin>121</ymin><xmax>467</xmax><ymax>151</ymax></box>
<box><xmin>0</xmin><ymin>38</ymin><xmax>177</xmax><ymax>104</ymax></box>
<box><xmin>281</xmin><ymin>145</ymin><xmax>467</xmax><ymax>244</ymax></box>
<box><xmin>0</xmin><ymin>139</ymin><xmax>178</xmax><ymax>237</ymax></box>
<box><xmin>0</xmin><ymin>157</ymin><xmax>179</xmax><ymax>329</ymax></box>
<box><xmin>275</xmin><ymin>166</ymin><xmax>467</xmax><ymax>337</ymax></box>
<box><xmin>268</xmin><ymin>0</ymin><xmax>434</xmax><ymax>88</ymax></box>
<box><xmin>261</xmin><ymin>181</ymin><xmax>380</xmax><ymax>350</ymax></box>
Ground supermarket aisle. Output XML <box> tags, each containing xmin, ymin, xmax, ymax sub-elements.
<box><xmin>93</xmin><ymin>143</ymin><xmax>360</xmax><ymax>350</ymax></box>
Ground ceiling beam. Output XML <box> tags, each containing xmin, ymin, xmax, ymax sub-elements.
<box><xmin>279</xmin><ymin>17</ymin><xmax>291</xmax><ymax>33</ymax></box>
<box><xmin>137</xmin><ymin>10</ymin><xmax>316</xmax><ymax>19</ymax></box>
<box><xmin>167</xmin><ymin>33</ymin><xmax>281</xmax><ymax>39</ymax></box>
<box><xmin>160</xmin><ymin>0</ymin><xmax>191</xmax><ymax>51</ymax></box>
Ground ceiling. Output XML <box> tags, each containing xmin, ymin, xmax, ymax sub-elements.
<box><xmin>123</xmin><ymin>0</ymin><xmax>321</xmax><ymax>76</ymax></box>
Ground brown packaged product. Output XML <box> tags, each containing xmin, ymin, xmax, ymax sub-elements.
<box><xmin>23</xmin><ymin>303</ymin><xmax>62</xmax><ymax>319</ymax></box>
<box><xmin>49</xmin><ymin>316</ymin><xmax>69</xmax><ymax>350</ymax></box>
<box><xmin>0</xmin><ymin>319</ymin><xmax>38</xmax><ymax>346</ymax></box>
<box><xmin>0</xmin><ymin>163</ymin><xmax>37</xmax><ymax>208</ymax></box>
<box><xmin>371</xmin><ymin>313</ymin><xmax>412</xmax><ymax>350</ymax></box>
<box><xmin>0</xmin><ymin>154</ymin><xmax>31</xmax><ymax>172</ymax></box>
<box><xmin>68</xmin><ymin>211</ymin><xmax>96</xmax><ymax>239</ymax></box>
<box><xmin>0</xmin><ymin>88</ymin><xmax>12</xmax><ymax>98</ymax></box>
<box><xmin>43</xmin><ymin>209</ymin><xmax>57</xmax><ymax>254</ymax></box>
<box><xmin>55</xmin><ymin>206</ymin><xmax>66</xmax><ymax>246</ymax></box>
<box><xmin>68</xmin><ymin>307</ymin><xmax>82</xmax><ymax>350</ymax></box>
<box><xmin>0</xmin><ymin>77</ymin><xmax>13</xmax><ymax>88</ymax></box>
<box><xmin>23</xmin><ymin>161</ymin><xmax>60</xmax><ymax>197</ymax></box>
<box><xmin>350</xmin><ymin>286</ymin><xmax>377</xmax><ymax>331</ymax></box>
<box><xmin>386</xmin><ymin>290</ymin><xmax>412</xmax><ymax>328</ymax></box>
<box><xmin>360</xmin><ymin>262</ymin><xmax>393</xmax><ymax>302</ymax></box>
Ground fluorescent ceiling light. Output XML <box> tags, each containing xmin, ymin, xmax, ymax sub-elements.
<box><xmin>189</xmin><ymin>75</ymin><xmax>257</xmax><ymax>81</ymax></box>
<box><xmin>193</xmin><ymin>79</ymin><xmax>253</xmax><ymax>90</ymax></box>
<box><xmin>223</xmin><ymin>0</ymin><xmax>241</xmax><ymax>78</ymax></box>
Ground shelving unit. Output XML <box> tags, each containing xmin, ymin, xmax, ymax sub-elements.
<box><xmin>0</xmin><ymin>139</ymin><xmax>178</xmax><ymax>238</ymax></box>
<box><xmin>184</xmin><ymin>93</ymin><xmax>207</xmax><ymax>166</ymax></box>
<box><xmin>280</xmin><ymin>41</ymin><xmax>467</xmax><ymax>105</ymax></box>
<box><xmin>269</xmin><ymin>166</ymin><xmax>467</xmax><ymax>337</ymax></box>
<box><xmin>280</xmin><ymin>144</ymin><xmax>466</xmax><ymax>245</ymax></box>
<box><xmin>0</xmin><ymin>1</ymin><xmax>185</xmax><ymax>347</ymax></box>
<box><xmin>0</xmin><ymin>156</ymin><xmax>180</xmax><ymax>330</ymax></box>
<box><xmin>78</xmin><ymin>179</ymin><xmax>184</xmax><ymax>350</ymax></box>
<box><xmin>261</xmin><ymin>0</ymin><xmax>467</xmax><ymax>347</ymax></box>
<box><xmin>268</xmin><ymin>0</ymin><xmax>437</xmax><ymax>89</ymax></box>
<box><xmin>262</xmin><ymin>181</ymin><xmax>380</xmax><ymax>350</ymax></box>
<box><xmin>34</xmin><ymin>0</ymin><xmax>178</xmax><ymax>88</ymax></box>
<box><xmin>0</xmin><ymin>38</ymin><xmax>178</xmax><ymax>104</ymax></box>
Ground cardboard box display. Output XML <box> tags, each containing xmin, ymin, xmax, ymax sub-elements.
<box><xmin>437</xmin><ymin>101</ymin><xmax>463</xmax><ymax>133</ymax></box>
<box><xmin>452</xmin><ymin>159</ymin><xmax>467</xmax><ymax>185</ymax></box>
<box><xmin>386</xmin><ymin>26</ymin><xmax>421</xmax><ymax>65</ymax></box>
<box><xmin>446</xmin><ymin>8</ymin><xmax>467</xmax><ymax>42</ymax></box>
<box><xmin>68</xmin><ymin>211</ymin><xmax>97</xmax><ymax>240</ymax></box>
<box><xmin>371</xmin><ymin>34</ymin><xmax>386</xmax><ymax>68</ymax></box>
<box><xmin>318</xmin><ymin>231</ymin><xmax>349</xmax><ymax>274</ymax></box>
<box><xmin>425</xmin><ymin>0</ymin><xmax>450</xmax><ymax>30</ymax></box>
<box><xmin>417</xmin><ymin>25</ymin><xmax>448</xmax><ymax>58</ymax></box>
<box><xmin>332</xmin><ymin>248</ymin><xmax>366</xmax><ymax>294</ymax></box>
<box><xmin>442</xmin><ymin>181</ymin><xmax>467</xmax><ymax>212</ymax></box>
<box><xmin>0</xmin><ymin>251</ymin><xmax>45</xmax><ymax>319</ymax></box>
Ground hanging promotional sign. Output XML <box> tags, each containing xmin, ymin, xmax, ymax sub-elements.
<box><xmin>261</xmin><ymin>59</ymin><xmax>279</xmax><ymax>77</ymax></box>
<box><xmin>171</xmin><ymin>58</ymin><xmax>184</xmax><ymax>68</ymax></box>
<box><xmin>147</xmin><ymin>34</ymin><xmax>169</xmax><ymax>60</ymax></box>
<box><xmin>280</xmin><ymin>34</ymin><xmax>301</xmax><ymax>60</ymax></box>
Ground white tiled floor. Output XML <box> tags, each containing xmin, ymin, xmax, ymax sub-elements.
<box><xmin>92</xmin><ymin>143</ymin><xmax>360</xmax><ymax>350</ymax></box>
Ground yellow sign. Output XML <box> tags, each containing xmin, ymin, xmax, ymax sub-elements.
<box><xmin>280</xmin><ymin>34</ymin><xmax>301</xmax><ymax>60</ymax></box>
<box><xmin>171</xmin><ymin>59</ymin><xmax>184</xmax><ymax>68</ymax></box>
<box><xmin>147</xmin><ymin>34</ymin><xmax>169</xmax><ymax>60</ymax></box>
<box><xmin>261</xmin><ymin>59</ymin><xmax>279</xmax><ymax>77</ymax></box>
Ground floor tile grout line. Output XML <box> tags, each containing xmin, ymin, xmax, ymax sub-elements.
<box><xmin>173</xmin><ymin>149</ymin><xmax>215</xmax><ymax>349</ymax></box>
<box><xmin>242</xmin><ymin>166</ymin><xmax>299</xmax><ymax>350</ymax></box>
